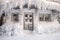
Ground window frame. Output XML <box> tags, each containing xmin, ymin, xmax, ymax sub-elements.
<box><xmin>39</xmin><ymin>14</ymin><xmax>51</xmax><ymax>22</ymax></box>
<box><xmin>11</xmin><ymin>13</ymin><xmax>19</xmax><ymax>23</ymax></box>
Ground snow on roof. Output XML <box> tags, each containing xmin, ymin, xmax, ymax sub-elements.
<box><xmin>43</xmin><ymin>1</ymin><xmax>60</xmax><ymax>11</ymax></box>
<box><xmin>37</xmin><ymin>10</ymin><xmax>52</xmax><ymax>14</ymax></box>
<box><xmin>46</xmin><ymin>0</ymin><xmax>60</xmax><ymax>3</ymax></box>
<box><xmin>0</xmin><ymin>0</ymin><xmax>60</xmax><ymax>17</ymax></box>
<box><xmin>22</xmin><ymin>9</ymin><xmax>35</xmax><ymax>13</ymax></box>
<box><xmin>35</xmin><ymin>0</ymin><xmax>60</xmax><ymax>12</ymax></box>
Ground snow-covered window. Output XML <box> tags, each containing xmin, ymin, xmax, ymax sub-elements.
<box><xmin>44</xmin><ymin>14</ymin><xmax>51</xmax><ymax>21</ymax></box>
<box><xmin>29</xmin><ymin>19</ymin><xmax>32</xmax><ymax>22</ymax></box>
<box><xmin>25</xmin><ymin>14</ymin><xmax>28</xmax><ymax>17</ymax></box>
<box><xmin>12</xmin><ymin>13</ymin><xmax>19</xmax><ymax>22</ymax></box>
<box><xmin>57</xmin><ymin>14</ymin><xmax>60</xmax><ymax>24</ymax></box>
<box><xmin>39</xmin><ymin>14</ymin><xmax>51</xmax><ymax>21</ymax></box>
<box><xmin>39</xmin><ymin>14</ymin><xmax>44</xmax><ymax>21</ymax></box>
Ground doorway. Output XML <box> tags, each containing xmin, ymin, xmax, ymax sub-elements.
<box><xmin>23</xmin><ymin>12</ymin><xmax>34</xmax><ymax>31</ymax></box>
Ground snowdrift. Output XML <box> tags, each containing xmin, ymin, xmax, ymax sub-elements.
<box><xmin>0</xmin><ymin>20</ymin><xmax>60</xmax><ymax>36</ymax></box>
<box><xmin>0</xmin><ymin>22</ymin><xmax>21</xmax><ymax>36</ymax></box>
<box><xmin>35</xmin><ymin>20</ymin><xmax>60</xmax><ymax>34</ymax></box>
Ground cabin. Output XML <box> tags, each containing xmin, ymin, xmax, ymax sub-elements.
<box><xmin>0</xmin><ymin>0</ymin><xmax>60</xmax><ymax>31</ymax></box>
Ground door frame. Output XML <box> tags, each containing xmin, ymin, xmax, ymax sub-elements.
<box><xmin>23</xmin><ymin>12</ymin><xmax>34</xmax><ymax>31</ymax></box>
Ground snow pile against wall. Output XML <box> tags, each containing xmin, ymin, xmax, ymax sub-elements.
<box><xmin>0</xmin><ymin>23</ymin><xmax>21</xmax><ymax>36</ymax></box>
<box><xmin>46</xmin><ymin>0</ymin><xmax>60</xmax><ymax>3</ymax></box>
<box><xmin>35</xmin><ymin>20</ymin><xmax>60</xmax><ymax>34</ymax></box>
<box><xmin>35</xmin><ymin>0</ymin><xmax>60</xmax><ymax>11</ymax></box>
<box><xmin>0</xmin><ymin>20</ymin><xmax>60</xmax><ymax>36</ymax></box>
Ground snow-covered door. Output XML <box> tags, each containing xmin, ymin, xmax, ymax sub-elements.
<box><xmin>23</xmin><ymin>12</ymin><xmax>34</xmax><ymax>31</ymax></box>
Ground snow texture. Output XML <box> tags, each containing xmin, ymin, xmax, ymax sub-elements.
<box><xmin>0</xmin><ymin>19</ymin><xmax>60</xmax><ymax>36</ymax></box>
<box><xmin>35</xmin><ymin>20</ymin><xmax>60</xmax><ymax>34</ymax></box>
<box><xmin>0</xmin><ymin>23</ymin><xmax>21</xmax><ymax>36</ymax></box>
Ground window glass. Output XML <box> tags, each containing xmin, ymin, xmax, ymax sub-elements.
<box><xmin>25</xmin><ymin>14</ymin><xmax>28</xmax><ymax>17</ymax></box>
<box><xmin>39</xmin><ymin>17</ymin><xmax>43</xmax><ymax>21</ymax></box>
<box><xmin>39</xmin><ymin>14</ymin><xmax>51</xmax><ymax>21</ymax></box>
<box><xmin>12</xmin><ymin>13</ymin><xmax>19</xmax><ymax>22</ymax></box>
<box><xmin>39</xmin><ymin>14</ymin><xmax>44</xmax><ymax>21</ymax></box>
<box><xmin>29</xmin><ymin>15</ymin><xmax>32</xmax><ymax>17</ymax></box>
<box><xmin>45</xmin><ymin>14</ymin><xmax>51</xmax><ymax>21</ymax></box>
<box><xmin>25</xmin><ymin>19</ymin><xmax>28</xmax><ymax>22</ymax></box>
<box><xmin>29</xmin><ymin>19</ymin><xmax>32</xmax><ymax>22</ymax></box>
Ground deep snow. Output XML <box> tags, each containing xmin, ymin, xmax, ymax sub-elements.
<box><xmin>35</xmin><ymin>19</ymin><xmax>60</xmax><ymax>34</ymax></box>
<box><xmin>0</xmin><ymin>31</ymin><xmax>60</xmax><ymax>40</ymax></box>
<box><xmin>0</xmin><ymin>19</ymin><xmax>60</xmax><ymax>36</ymax></box>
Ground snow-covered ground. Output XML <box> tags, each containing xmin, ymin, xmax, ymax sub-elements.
<box><xmin>0</xmin><ymin>20</ymin><xmax>60</xmax><ymax>40</ymax></box>
<box><xmin>0</xmin><ymin>20</ymin><xmax>60</xmax><ymax>36</ymax></box>
<box><xmin>0</xmin><ymin>31</ymin><xmax>60</xmax><ymax>40</ymax></box>
<box><xmin>35</xmin><ymin>19</ymin><xmax>60</xmax><ymax>34</ymax></box>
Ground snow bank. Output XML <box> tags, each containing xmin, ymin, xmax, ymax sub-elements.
<box><xmin>0</xmin><ymin>20</ymin><xmax>60</xmax><ymax>36</ymax></box>
<box><xmin>0</xmin><ymin>22</ymin><xmax>21</xmax><ymax>36</ymax></box>
<box><xmin>35</xmin><ymin>20</ymin><xmax>60</xmax><ymax>34</ymax></box>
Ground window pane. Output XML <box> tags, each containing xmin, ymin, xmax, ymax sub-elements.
<box><xmin>45</xmin><ymin>14</ymin><xmax>51</xmax><ymax>21</ymax></box>
<box><xmin>29</xmin><ymin>19</ymin><xmax>32</xmax><ymax>22</ymax></box>
<box><xmin>45</xmin><ymin>17</ymin><xmax>49</xmax><ymax>21</ymax></box>
<box><xmin>25</xmin><ymin>14</ymin><xmax>28</xmax><ymax>17</ymax></box>
<box><xmin>30</xmin><ymin>15</ymin><xmax>32</xmax><ymax>17</ymax></box>
<box><xmin>39</xmin><ymin>17</ymin><xmax>43</xmax><ymax>21</ymax></box>
<box><xmin>12</xmin><ymin>14</ymin><xmax>19</xmax><ymax>22</ymax></box>
<box><xmin>25</xmin><ymin>19</ymin><xmax>28</xmax><ymax>22</ymax></box>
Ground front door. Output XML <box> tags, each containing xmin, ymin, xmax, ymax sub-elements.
<box><xmin>23</xmin><ymin>12</ymin><xmax>34</xmax><ymax>31</ymax></box>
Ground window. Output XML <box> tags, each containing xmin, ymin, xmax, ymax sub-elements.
<box><xmin>39</xmin><ymin>14</ymin><xmax>51</xmax><ymax>21</ymax></box>
<box><xmin>45</xmin><ymin>14</ymin><xmax>50</xmax><ymax>21</ymax></box>
<box><xmin>29</xmin><ymin>15</ymin><xmax>32</xmax><ymax>17</ymax></box>
<box><xmin>39</xmin><ymin>17</ymin><xmax>43</xmax><ymax>21</ymax></box>
<box><xmin>29</xmin><ymin>19</ymin><xmax>32</xmax><ymax>22</ymax></box>
<box><xmin>12</xmin><ymin>13</ymin><xmax>19</xmax><ymax>22</ymax></box>
<box><xmin>39</xmin><ymin>14</ymin><xmax>44</xmax><ymax>21</ymax></box>
<box><xmin>25</xmin><ymin>19</ymin><xmax>28</xmax><ymax>22</ymax></box>
<box><xmin>45</xmin><ymin>17</ymin><xmax>49</xmax><ymax>21</ymax></box>
<box><xmin>25</xmin><ymin>14</ymin><xmax>28</xmax><ymax>17</ymax></box>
